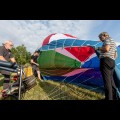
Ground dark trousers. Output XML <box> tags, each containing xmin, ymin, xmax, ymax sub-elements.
<box><xmin>31</xmin><ymin>64</ymin><xmax>40</xmax><ymax>77</ymax></box>
<box><xmin>100</xmin><ymin>57</ymin><xmax>118</xmax><ymax>100</ymax></box>
<box><xmin>0</xmin><ymin>70</ymin><xmax>10</xmax><ymax>90</ymax></box>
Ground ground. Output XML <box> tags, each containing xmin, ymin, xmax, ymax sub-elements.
<box><xmin>0</xmin><ymin>74</ymin><xmax>105</xmax><ymax>100</ymax></box>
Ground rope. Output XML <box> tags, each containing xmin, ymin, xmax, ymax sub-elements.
<box><xmin>49</xmin><ymin>76</ymin><xmax>94</xmax><ymax>99</ymax></box>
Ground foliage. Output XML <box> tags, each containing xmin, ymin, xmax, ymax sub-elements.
<box><xmin>11</xmin><ymin>44</ymin><xmax>31</xmax><ymax>65</ymax></box>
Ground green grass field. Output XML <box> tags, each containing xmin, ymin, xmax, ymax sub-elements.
<box><xmin>0</xmin><ymin>74</ymin><xmax>105</xmax><ymax>100</ymax></box>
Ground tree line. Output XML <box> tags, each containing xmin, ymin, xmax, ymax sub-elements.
<box><xmin>11</xmin><ymin>44</ymin><xmax>32</xmax><ymax>65</ymax></box>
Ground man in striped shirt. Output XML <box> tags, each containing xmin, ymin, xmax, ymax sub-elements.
<box><xmin>96</xmin><ymin>32</ymin><xmax>118</xmax><ymax>100</ymax></box>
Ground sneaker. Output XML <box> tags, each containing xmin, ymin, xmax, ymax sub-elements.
<box><xmin>40</xmin><ymin>79</ymin><xmax>44</xmax><ymax>82</ymax></box>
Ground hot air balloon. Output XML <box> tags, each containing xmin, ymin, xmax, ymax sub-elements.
<box><xmin>37</xmin><ymin>33</ymin><xmax>120</xmax><ymax>92</ymax></box>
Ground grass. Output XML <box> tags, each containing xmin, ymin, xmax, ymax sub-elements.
<box><xmin>0</xmin><ymin>75</ymin><xmax>105</xmax><ymax>100</ymax></box>
<box><xmin>0</xmin><ymin>75</ymin><xmax>4</xmax><ymax>90</ymax></box>
<box><xmin>22</xmin><ymin>80</ymin><xmax>104</xmax><ymax>100</ymax></box>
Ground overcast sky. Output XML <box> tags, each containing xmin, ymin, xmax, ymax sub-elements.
<box><xmin>0</xmin><ymin>20</ymin><xmax>120</xmax><ymax>53</ymax></box>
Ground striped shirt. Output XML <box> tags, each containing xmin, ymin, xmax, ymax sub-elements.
<box><xmin>99</xmin><ymin>37</ymin><xmax>117</xmax><ymax>60</ymax></box>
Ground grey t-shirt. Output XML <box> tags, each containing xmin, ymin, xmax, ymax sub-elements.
<box><xmin>0</xmin><ymin>46</ymin><xmax>13</xmax><ymax>61</ymax></box>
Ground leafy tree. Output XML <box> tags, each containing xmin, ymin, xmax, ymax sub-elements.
<box><xmin>11</xmin><ymin>44</ymin><xmax>32</xmax><ymax>65</ymax></box>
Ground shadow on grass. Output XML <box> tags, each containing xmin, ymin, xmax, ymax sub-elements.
<box><xmin>38</xmin><ymin>80</ymin><xmax>105</xmax><ymax>100</ymax></box>
<box><xmin>38</xmin><ymin>80</ymin><xmax>80</xmax><ymax>100</ymax></box>
<box><xmin>65</xmin><ymin>84</ymin><xmax>104</xmax><ymax>100</ymax></box>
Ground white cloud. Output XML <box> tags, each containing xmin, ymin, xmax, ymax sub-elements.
<box><xmin>0</xmin><ymin>20</ymin><xmax>120</xmax><ymax>53</ymax></box>
<box><xmin>0</xmin><ymin>20</ymin><xmax>95</xmax><ymax>53</ymax></box>
<box><xmin>116</xmin><ymin>42</ymin><xmax>120</xmax><ymax>46</ymax></box>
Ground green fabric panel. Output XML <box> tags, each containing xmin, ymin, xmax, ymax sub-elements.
<box><xmin>38</xmin><ymin>50</ymin><xmax>81</xmax><ymax>69</ymax></box>
<box><xmin>38</xmin><ymin>50</ymin><xmax>56</xmax><ymax>68</ymax></box>
<box><xmin>54</xmin><ymin>52</ymin><xmax>81</xmax><ymax>68</ymax></box>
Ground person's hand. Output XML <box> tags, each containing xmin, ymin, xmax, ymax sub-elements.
<box><xmin>91</xmin><ymin>46</ymin><xmax>100</xmax><ymax>51</ymax></box>
<box><xmin>36</xmin><ymin>63</ymin><xmax>39</xmax><ymax>66</ymax></box>
<box><xmin>90</xmin><ymin>46</ymin><xmax>100</xmax><ymax>57</ymax></box>
<box><xmin>95</xmin><ymin>47</ymin><xmax>101</xmax><ymax>51</ymax></box>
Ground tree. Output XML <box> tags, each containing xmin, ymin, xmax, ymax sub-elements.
<box><xmin>11</xmin><ymin>44</ymin><xmax>31</xmax><ymax>65</ymax></box>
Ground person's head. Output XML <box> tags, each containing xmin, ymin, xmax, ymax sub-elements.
<box><xmin>98</xmin><ymin>32</ymin><xmax>110</xmax><ymax>42</ymax></box>
<box><xmin>34</xmin><ymin>51</ymin><xmax>40</xmax><ymax>56</ymax></box>
<box><xmin>3</xmin><ymin>40</ymin><xmax>14</xmax><ymax>50</ymax></box>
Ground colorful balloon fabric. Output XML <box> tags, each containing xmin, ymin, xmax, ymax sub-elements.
<box><xmin>38</xmin><ymin>33</ymin><xmax>120</xmax><ymax>91</ymax></box>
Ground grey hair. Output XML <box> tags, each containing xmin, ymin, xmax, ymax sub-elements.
<box><xmin>98</xmin><ymin>32</ymin><xmax>110</xmax><ymax>38</ymax></box>
<box><xmin>2</xmin><ymin>40</ymin><xmax>13</xmax><ymax>46</ymax></box>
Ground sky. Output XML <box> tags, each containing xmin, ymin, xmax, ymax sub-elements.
<box><xmin>0</xmin><ymin>20</ymin><xmax>120</xmax><ymax>53</ymax></box>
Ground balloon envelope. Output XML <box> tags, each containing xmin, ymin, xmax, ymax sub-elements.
<box><xmin>38</xmin><ymin>33</ymin><xmax>120</xmax><ymax>92</ymax></box>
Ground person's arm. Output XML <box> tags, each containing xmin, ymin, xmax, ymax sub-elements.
<box><xmin>98</xmin><ymin>44</ymin><xmax>110</xmax><ymax>52</ymax></box>
<box><xmin>97</xmin><ymin>39</ymin><xmax>111</xmax><ymax>52</ymax></box>
<box><xmin>30</xmin><ymin>59</ymin><xmax>39</xmax><ymax>66</ymax></box>
<box><xmin>10</xmin><ymin>57</ymin><xmax>16</xmax><ymax>63</ymax></box>
<box><xmin>0</xmin><ymin>47</ymin><xmax>7</xmax><ymax>61</ymax></box>
<box><xmin>9</xmin><ymin>52</ymin><xmax>16</xmax><ymax>63</ymax></box>
<box><xmin>0</xmin><ymin>56</ymin><xmax>7</xmax><ymax>61</ymax></box>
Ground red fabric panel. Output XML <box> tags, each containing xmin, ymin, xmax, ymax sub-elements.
<box><xmin>64</xmin><ymin>34</ymin><xmax>77</xmax><ymax>38</ymax></box>
<box><xmin>65</xmin><ymin>46</ymin><xmax>95</xmax><ymax>62</ymax></box>
<box><xmin>42</xmin><ymin>33</ymin><xmax>56</xmax><ymax>46</ymax></box>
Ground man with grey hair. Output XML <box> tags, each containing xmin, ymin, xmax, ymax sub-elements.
<box><xmin>0</xmin><ymin>40</ymin><xmax>16</xmax><ymax>91</ymax></box>
<box><xmin>95</xmin><ymin>32</ymin><xmax>118</xmax><ymax>100</ymax></box>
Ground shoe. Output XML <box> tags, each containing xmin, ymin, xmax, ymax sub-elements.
<box><xmin>38</xmin><ymin>78</ymin><xmax>43</xmax><ymax>82</ymax></box>
<box><xmin>40</xmin><ymin>79</ymin><xmax>44</xmax><ymax>82</ymax></box>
